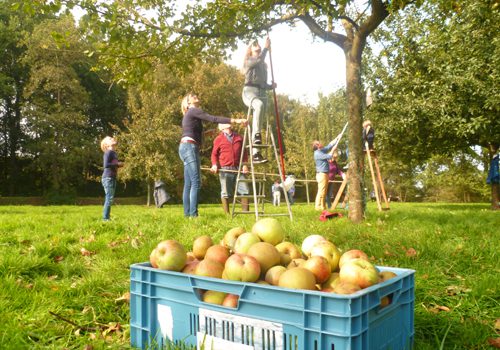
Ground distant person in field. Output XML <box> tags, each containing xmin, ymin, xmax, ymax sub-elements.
<box><xmin>363</xmin><ymin>120</ymin><xmax>375</xmax><ymax>151</ymax></box>
<box><xmin>210</xmin><ymin>123</ymin><xmax>250</xmax><ymax>214</ymax></box>
<box><xmin>313</xmin><ymin>138</ymin><xmax>339</xmax><ymax>211</ymax></box>
<box><xmin>179</xmin><ymin>93</ymin><xmax>247</xmax><ymax>218</ymax></box>
<box><xmin>241</xmin><ymin>37</ymin><xmax>277</xmax><ymax>164</ymax></box>
<box><xmin>272</xmin><ymin>179</ymin><xmax>281</xmax><ymax>206</ymax></box>
<box><xmin>100</xmin><ymin>136</ymin><xmax>123</xmax><ymax>221</ymax></box>
<box><xmin>326</xmin><ymin>150</ymin><xmax>345</xmax><ymax>209</ymax></box>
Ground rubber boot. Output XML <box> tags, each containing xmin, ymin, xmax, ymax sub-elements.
<box><xmin>221</xmin><ymin>197</ymin><xmax>230</xmax><ymax>215</ymax></box>
<box><xmin>241</xmin><ymin>198</ymin><xmax>249</xmax><ymax>212</ymax></box>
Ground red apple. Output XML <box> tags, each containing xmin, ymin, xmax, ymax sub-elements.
<box><xmin>195</xmin><ymin>259</ymin><xmax>224</xmax><ymax>279</ymax></box>
<box><xmin>301</xmin><ymin>234</ymin><xmax>327</xmax><ymax>257</ymax></box>
<box><xmin>332</xmin><ymin>281</ymin><xmax>362</xmax><ymax>294</ymax></box>
<box><xmin>149</xmin><ymin>248</ymin><xmax>159</xmax><ymax>268</ymax></box>
<box><xmin>310</xmin><ymin>241</ymin><xmax>342</xmax><ymax>272</ymax></box>
<box><xmin>339</xmin><ymin>249</ymin><xmax>369</xmax><ymax>268</ymax></box>
<box><xmin>223</xmin><ymin>227</ymin><xmax>246</xmax><ymax>251</ymax></box>
<box><xmin>202</xmin><ymin>290</ymin><xmax>227</xmax><ymax>305</ymax></box>
<box><xmin>278</xmin><ymin>267</ymin><xmax>317</xmax><ymax>291</ymax></box>
<box><xmin>234</xmin><ymin>232</ymin><xmax>261</xmax><ymax>254</ymax></box>
<box><xmin>265</xmin><ymin>265</ymin><xmax>287</xmax><ymax>286</ymax></box>
<box><xmin>339</xmin><ymin>258</ymin><xmax>379</xmax><ymax>289</ymax></box>
<box><xmin>302</xmin><ymin>256</ymin><xmax>332</xmax><ymax>284</ymax></box>
<box><xmin>154</xmin><ymin>240</ymin><xmax>187</xmax><ymax>271</ymax></box>
<box><xmin>251</xmin><ymin>218</ymin><xmax>285</xmax><ymax>246</ymax></box>
<box><xmin>379</xmin><ymin>271</ymin><xmax>398</xmax><ymax>282</ymax></box>
<box><xmin>204</xmin><ymin>245</ymin><xmax>230</xmax><ymax>265</ymax></box>
<box><xmin>222</xmin><ymin>294</ymin><xmax>239</xmax><ymax>308</ymax></box>
<box><xmin>192</xmin><ymin>235</ymin><xmax>213</xmax><ymax>260</ymax></box>
<box><xmin>247</xmin><ymin>242</ymin><xmax>281</xmax><ymax>274</ymax></box>
<box><xmin>223</xmin><ymin>253</ymin><xmax>261</xmax><ymax>282</ymax></box>
<box><xmin>182</xmin><ymin>260</ymin><xmax>200</xmax><ymax>274</ymax></box>
<box><xmin>275</xmin><ymin>242</ymin><xmax>303</xmax><ymax>266</ymax></box>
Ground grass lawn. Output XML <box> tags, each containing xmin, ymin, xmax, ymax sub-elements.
<box><xmin>0</xmin><ymin>202</ymin><xmax>498</xmax><ymax>349</ymax></box>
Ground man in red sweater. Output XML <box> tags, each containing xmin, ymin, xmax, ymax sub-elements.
<box><xmin>211</xmin><ymin>124</ymin><xmax>250</xmax><ymax>214</ymax></box>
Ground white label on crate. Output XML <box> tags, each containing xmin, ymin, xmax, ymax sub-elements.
<box><xmin>157</xmin><ymin>304</ymin><xmax>173</xmax><ymax>341</ymax></box>
<box><xmin>198</xmin><ymin>308</ymin><xmax>283</xmax><ymax>350</ymax></box>
<box><xmin>197</xmin><ymin>333</ymin><xmax>254</xmax><ymax>350</ymax></box>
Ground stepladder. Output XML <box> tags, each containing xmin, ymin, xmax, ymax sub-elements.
<box><xmin>365</xmin><ymin>142</ymin><xmax>390</xmax><ymax>211</ymax></box>
<box><xmin>232</xmin><ymin>103</ymin><xmax>293</xmax><ymax>221</ymax></box>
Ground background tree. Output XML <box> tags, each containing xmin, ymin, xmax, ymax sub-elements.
<box><xmin>365</xmin><ymin>0</ymin><xmax>500</xmax><ymax>208</ymax></box>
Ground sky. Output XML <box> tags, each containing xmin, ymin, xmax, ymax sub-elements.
<box><xmin>226</xmin><ymin>22</ymin><xmax>347</xmax><ymax>105</ymax></box>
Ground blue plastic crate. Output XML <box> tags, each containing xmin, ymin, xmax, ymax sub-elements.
<box><xmin>130</xmin><ymin>262</ymin><xmax>415</xmax><ymax>350</ymax></box>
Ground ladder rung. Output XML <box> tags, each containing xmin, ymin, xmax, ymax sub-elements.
<box><xmin>237</xmin><ymin>178</ymin><xmax>266</xmax><ymax>183</ymax></box>
<box><xmin>233</xmin><ymin>211</ymin><xmax>264</xmax><ymax>215</ymax></box>
<box><xmin>259</xmin><ymin>213</ymin><xmax>292</xmax><ymax>217</ymax></box>
<box><xmin>245</xmin><ymin>144</ymin><xmax>271</xmax><ymax>148</ymax></box>
<box><xmin>234</xmin><ymin>194</ymin><xmax>266</xmax><ymax>199</ymax></box>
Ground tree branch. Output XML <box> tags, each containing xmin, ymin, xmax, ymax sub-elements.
<box><xmin>298</xmin><ymin>13</ymin><xmax>347</xmax><ymax>49</ymax></box>
<box><xmin>358</xmin><ymin>0</ymin><xmax>389</xmax><ymax>39</ymax></box>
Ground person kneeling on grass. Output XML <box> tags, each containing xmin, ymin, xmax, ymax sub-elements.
<box><xmin>100</xmin><ymin>136</ymin><xmax>123</xmax><ymax>221</ymax></box>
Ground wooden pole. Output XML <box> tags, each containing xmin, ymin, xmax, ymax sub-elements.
<box><xmin>373</xmin><ymin>155</ymin><xmax>389</xmax><ymax>209</ymax></box>
<box><xmin>331</xmin><ymin>174</ymin><xmax>348</xmax><ymax>210</ymax></box>
<box><xmin>365</xmin><ymin>141</ymin><xmax>382</xmax><ymax>211</ymax></box>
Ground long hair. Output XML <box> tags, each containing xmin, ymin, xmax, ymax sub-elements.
<box><xmin>241</xmin><ymin>41</ymin><xmax>260</xmax><ymax>73</ymax></box>
<box><xmin>181</xmin><ymin>93</ymin><xmax>194</xmax><ymax>114</ymax></box>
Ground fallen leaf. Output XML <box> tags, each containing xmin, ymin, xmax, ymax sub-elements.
<box><xmin>445</xmin><ymin>285</ymin><xmax>471</xmax><ymax>296</ymax></box>
<box><xmin>406</xmin><ymin>248</ymin><xmax>417</xmax><ymax>257</ymax></box>
<box><xmin>48</xmin><ymin>275</ymin><xmax>58</xmax><ymax>280</ymax></box>
<box><xmin>131</xmin><ymin>238</ymin><xmax>140</xmax><ymax>249</ymax></box>
<box><xmin>428</xmin><ymin>304</ymin><xmax>451</xmax><ymax>313</ymax></box>
<box><xmin>80</xmin><ymin>248</ymin><xmax>94</xmax><ymax>256</ymax></box>
<box><xmin>102</xmin><ymin>322</ymin><xmax>121</xmax><ymax>336</ymax></box>
<box><xmin>420</xmin><ymin>274</ymin><xmax>429</xmax><ymax>280</ymax></box>
<box><xmin>488</xmin><ymin>338</ymin><xmax>500</xmax><ymax>348</ymax></box>
<box><xmin>384</xmin><ymin>250</ymin><xmax>395</xmax><ymax>256</ymax></box>
<box><xmin>495</xmin><ymin>319</ymin><xmax>500</xmax><ymax>332</ymax></box>
<box><xmin>83</xmin><ymin>345</ymin><xmax>93</xmax><ymax>350</ymax></box>
<box><xmin>115</xmin><ymin>292</ymin><xmax>130</xmax><ymax>303</ymax></box>
<box><xmin>53</xmin><ymin>256</ymin><xmax>64</xmax><ymax>263</ymax></box>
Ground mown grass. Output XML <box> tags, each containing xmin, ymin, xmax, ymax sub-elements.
<box><xmin>0</xmin><ymin>202</ymin><xmax>498</xmax><ymax>349</ymax></box>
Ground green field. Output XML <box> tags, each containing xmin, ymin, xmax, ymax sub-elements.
<box><xmin>0</xmin><ymin>203</ymin><xmax>498</xmax><ymax>349</ymax></box>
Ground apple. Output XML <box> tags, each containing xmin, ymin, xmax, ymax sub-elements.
<box><xmin>310</xmin><ymin>241</ymin><xmax>342</xmax><ymax>272</ymax></box>
<box><xmin>192</xmin><ymin>235</ymin><xmax>213</xmax><ymax>260</ymax></box>
<box><xmin>321</xmin><ymin>272</ymin><xmax>340</xmax><ymax>290</ymax></box>
<box><xmin>182</xmin><ymin>260</ymin><xmax>200</xmax><ymax>274</ymax></box>
<box><xmin>275</xmin><ymin>242</ymin><xmax>303</xmax><ymax>266</ymax></box>
<box><xmin>301</xmin><ymin>235</ymin><xmax>327</xmax><ymax>257</ymax></box>
<box><xmin>223</xmin><ymin>227</ymin><xmax>246</xmax><ymax>251</ymax></box>
<box><xmin>339</xmin><ymin>258</ymin><xmax>379</xmax><ymax>289</ymax></box>
<box><xmin>186</xmin><ymin>252</ymin><xmax>197</xmax><ymax>263</ymax></box>
<box><xmin>278</xmin><ymin>267</ymin><xmax>317</xmax><ymax>291</ymax></box>
<box><xmin>379</xmin><ymin>271</ymin><xmax>398</xmax><ymax>282</ymax></box>
<box><xmin>332</xmin><ymin>281</ymin><xmax>362</xmax><ymax>294</ymax></box>
<box><xmin>204</xmin><ymin>245</ymin><xmax>230</xmax><ymax>265</ymax></box>
<box><xmin>380</xmin><ymin>296</ymin><xmax>391</xmax><ymax>307</ymax></box>
<box><xmin>222</xmin><ymin>294</ymin><xmax>239</xmax><ymax>308</ymax></box>
<box><xmin>195</xmin><ymin>259</ymin><xmax>224</xmax><ymax>279</ymax></box>
<box><xmin>203</xmin><ymin>290</ymin><xmax>227</xmax><ymax>305</ymax></box>
<box><xmin>246</xmin><ymin>242</ymin><xmax>281</xmax><ymax>274</ymax></box>
<box><xmin>339</xmin><ymin>249</ymin><xmax>369</xmax><ymax>268</ymax></box>
<box><xmin>149</xmin><ymin>248</ymin><xmax>159</xmax><ymax>268</ymax></box>
<box><xmin>223</xmin><ymin>253</ymin><xmax>261</xmax><ymax>282</ymax></box>
<box><xmin>265</xmin><ymin>265</ymin><xmax>287</xmax><ymax>286</ymax></box>
<box><xmin>251</xmin><ymin>218</ymin><xmax>285</xmax><ymax>246</ymax></box>
<box><xmin>302</xmin><ymin>256</ymin><xmax>332</xmax><ymax>284</ymax></box>
<box><xmin>287</xmin><ymin>258</ymin><xmax>306</xmax><ymax>269</ymax></box>
<box><xmin>256</xmin><ymin>280</ymin><xmax>270</xmax><ymax>285</ymax></box>
<box><xmin>154</xmin><ymin>240</ymin><xmax>187</xmax><ymax>271</ymax></box>
<box><xmin>234</xmin><ymin>232</ymin><xmax>261</xmax><ymax>254</ymax></box>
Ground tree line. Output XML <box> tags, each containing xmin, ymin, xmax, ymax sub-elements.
<box><xmin>1</xmin><ymin>1</ymin><xmax>498</xmax><ymax>208</ymax></box>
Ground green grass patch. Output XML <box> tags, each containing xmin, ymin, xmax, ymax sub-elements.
<box><xmin>0</xmin><ymin>203</ymin><xmax>498</xmax><ymax>349</ymax></box>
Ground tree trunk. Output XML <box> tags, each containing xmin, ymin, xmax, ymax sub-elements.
<box><xmin>345</xmin><ymin>46</ymin><xmax>365</xmax><ymax>223</ymax></box>
<box><xmin>146</xmin><ymin>181</ymin><xmax>151</xmax><ymax>206</ymax></box>
<box><xmin>489</xmin><ymin>144</ymin><xmax>500</xmax><ymax>210</ymax></box>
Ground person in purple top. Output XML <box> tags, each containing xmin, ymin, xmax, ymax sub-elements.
<box><xmin>100</xmin><ymin>136</ymin><xmax>123</xmax><ymax>221</ymax></box>
<box><xmin>179</xmin><ymin>93</ymin><xmax>247</xmax><ymax>218</ymax></box>
<box><xmin>326</xmin><ymin>150</ymin><xmax>345</xmax><ymax>209</ymax></box>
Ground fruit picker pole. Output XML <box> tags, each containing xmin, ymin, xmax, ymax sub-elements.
<box><xmin>328</xmin><ymin>121</ymin><xmax>349</xmax><ymax>156</ymax></box>
<box><xmin>267</xmin><ymin>34</ymin><xmax>286</xmax><ymax>181</ymax></box>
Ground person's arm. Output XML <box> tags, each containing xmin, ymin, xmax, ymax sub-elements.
<box><xmin>210</xmin><ymin>137</ymin><xmax>220</xmax><ymax>173</ymax></box>
<box><xmin>191</xmin><ymin>108</ymin><xmax>247</xmax><ymax>127</ymax></box>
<box><xmin>244</xmin><ymin>48</ymin><xmax>268</xmax><ymax>69</ymax></box>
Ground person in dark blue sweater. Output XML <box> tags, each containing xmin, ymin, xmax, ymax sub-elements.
<box><xmin>179</xmin><ymin>93</ymin><xmax>247</xmax><ymax>218</ymax></box>
<box><xmin>100</xmin><ymin>136</ymin><xmax>123</xmax><ymax>221</ymax></box>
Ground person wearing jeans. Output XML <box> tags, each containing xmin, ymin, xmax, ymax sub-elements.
<box><xmin>313</xmin><ymin>139</ymin><xmax>338</xmax><ymax>211</ymax></box>
<box><xmin>179</xmin><ymin>93</ymin><xmax>247</xmax><ymax>218</ymax></box>
<box><xmin>100</xmin><ymin>136</ymin><xmax>123</xmax><ymax>221</ymax></box>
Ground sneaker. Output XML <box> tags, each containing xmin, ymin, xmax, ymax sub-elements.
<box><xmin>253</xmin><ymin>133</ymin><xmax>262</xmax><ymax>145</ymax></box>
<box><xmin>252</xmin><ymin>153</ymin><xmax>268</xmax><ymax>164</ymax></box>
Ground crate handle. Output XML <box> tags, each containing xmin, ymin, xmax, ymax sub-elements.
<box><xmin>189</xmin><ymin>276</ymin><xmax>246</xmax><ymax>309</ymax></box>
<box><xmin>376</xmin><ymin>287</ymin><xmax>402</xmax><ymax>314</ymax></box>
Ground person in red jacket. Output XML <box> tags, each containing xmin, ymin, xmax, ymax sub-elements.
<box><xmin>211</xmin><ymin>124</ymin><xmax>250</xmax><ymax>214</ymax></box>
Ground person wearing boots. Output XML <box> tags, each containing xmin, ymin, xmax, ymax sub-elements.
<box><xmin>211</xmin><ymin>123</ymin><xmax>250</xmax><ymax>214</ymax></box>
<box><xmin>241</xmin><ymin>37</ymin><xmax>277</xmax><ymax>164</ymax></box>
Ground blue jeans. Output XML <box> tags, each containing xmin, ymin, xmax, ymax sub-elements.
<box><xmin>242</xmin><ymin>86</ymin><xmax>267</xmax><ymax>153</ymax></box>
<box><xmin>179</xmin><ymin>143</ymin><xmax>201</xmax><ymax>217</ymax></box>
<box><xmin>102</xmin><ymin>177</ymin><xmax>116</xmax><ymax>220</ymax></box>
<box><xmin>219</xmin><ymin>167</ymin><xmax>249</xmax><ymax>198</ymax></box>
